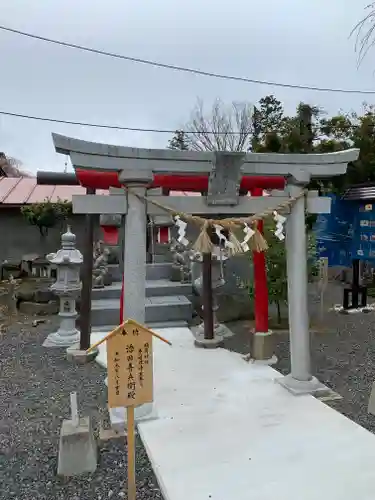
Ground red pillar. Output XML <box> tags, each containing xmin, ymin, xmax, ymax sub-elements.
<box><xmin>251</xmin><ymin>188</ymin><xmax>269</xmax><ymax>333</ymax></box>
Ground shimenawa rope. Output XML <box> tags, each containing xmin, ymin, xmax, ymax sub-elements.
<box><xmin>125</xmin><ymin>186</ymin><xmax>306</xmax><ymax>254</ymax></box>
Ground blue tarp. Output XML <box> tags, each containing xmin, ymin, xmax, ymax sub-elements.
<box><xmin>314</xmin><ymin>194</ymin><xmax>375</xmax><ymax>265</ymax></box>
<box><xmin>314</xmin><ymin>194</ymin><xmax>353</xmax><ymax>267</ymax></box>
<box><xmin>350</xmin><ymin>201</ymin><xmax>375</xmax><ymax>260</ymax></box>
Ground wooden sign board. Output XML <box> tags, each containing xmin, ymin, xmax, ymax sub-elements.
<box><xmin>107</xmin><ymin>323</ymin><xmax>153</xmax><ymax>409</ymax></box>
<box><xmin>88</xmin><ymin>319</ymin><xmax>171</xmax><ymax>409</ymax></box>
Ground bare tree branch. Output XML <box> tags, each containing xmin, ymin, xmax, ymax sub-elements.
<box><xmin>351</xmin><ymin>3</ymin><xmax>375</xmax><ymax>66</ymax></box>
<box><xmin>0</xmin><ymin>153</ymin><xmax>33</xmax><ymax>177</ymax></box>
<box><xmin>185</xmin><ymin>98</ymin><xmax>254</xmax><ymax>152</ymax></box>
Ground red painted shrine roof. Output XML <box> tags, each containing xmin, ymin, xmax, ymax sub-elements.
<box><xmin>0</xmin><ymin>177</ymin><xmax>202</xmax><ymax>206</ymax></box>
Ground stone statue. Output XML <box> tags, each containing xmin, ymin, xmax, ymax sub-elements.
<box><xmin>170</xmin><ymin>239</ymin><xmax>193</xmax><ymax>283</ymax></box>
<box><xmin>92</xmin><ymin>241</ymin><xmax>111</xmax><ymax>288</ymax></box>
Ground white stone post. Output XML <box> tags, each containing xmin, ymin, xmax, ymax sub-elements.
<box><xmin>109</xmin><ymin>170</ymin><xmax>154</xmax><ymax>430</ymax></box>
<box><xmin>277</xmin><ymin>182</ymin><xmax>326</xmax><ymax>395</ymax></box>
<box><xmin>122</xmin><ymin>186</ymin><xmax>148</xmax><ymax>324</ymax></box>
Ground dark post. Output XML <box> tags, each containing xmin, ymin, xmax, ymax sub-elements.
<box><xmin>352</xmin><ymin>258</ymin><xmax>360</xmax><ymax>309</ymax></box>
<box><xmin>80</xmin><ymin>187</ymin><xmax>95</xmax><ymax>350</ymax></box>
<box><xmin>299</xmin><ymin>104</ymin><xmax>313</xmax><ymax>153</ymax></box>
<box><xmin>343</xmin><ymin>258</ymin><xmax>368</xmax><ymax>310</ymax></box>
<box><xmin>202</xmin><ymin>252</ymin><xmax>214</xmax><ymax>340</ymax></box>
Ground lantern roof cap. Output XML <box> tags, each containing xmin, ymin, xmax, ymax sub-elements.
<box><xmin>61</xmin><ymin>226</ymin><xmax>76</xmax><ymax>247</ymax></box>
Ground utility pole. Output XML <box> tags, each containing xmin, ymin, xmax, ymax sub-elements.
<box><xmin>299</xmin><ymin>104</ymin><xmax>313</xmax><ymax>153</ymax></box>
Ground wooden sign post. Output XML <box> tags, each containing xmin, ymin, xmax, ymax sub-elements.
<box><xmin>88</xmin><ymin>319</ymin><xmax>171</xmax><ymax>500</ymax></box>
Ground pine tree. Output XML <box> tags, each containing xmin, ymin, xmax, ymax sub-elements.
<box><xmin>168</xmin><ymin>130</ymin><xmax>190</xmax><ymax>150</ymax></box>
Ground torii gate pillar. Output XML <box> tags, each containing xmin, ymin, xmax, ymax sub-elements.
<box><xmin>118</xmin><ymin>170</ymin><xmax>153</xmax><ymax>325</ymax></box>
<box><xmin>278</xmin><ymin>178</ymin><xmax>322</xmax><ymax>395</ymax></box>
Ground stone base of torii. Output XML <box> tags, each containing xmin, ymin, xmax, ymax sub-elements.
<box><xmin>49</xmin><ymin>134</ymin><xmax>359</xmax><ymax>418</ymax></box>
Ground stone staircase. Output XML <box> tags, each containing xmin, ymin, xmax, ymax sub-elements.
<box><xmin>90</xmin><ymin>262</ymin><xmax>193</xmax><ymax>329</ymax></box>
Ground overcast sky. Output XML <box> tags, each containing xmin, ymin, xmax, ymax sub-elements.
<box><xmin>1</xmin><ymin>0</ymin><xmax>375</xmax><ymax>173</ymax></box>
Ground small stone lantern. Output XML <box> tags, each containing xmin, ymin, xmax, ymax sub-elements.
<box><xmin>43</xmin><ymin>227</ymin><xmax>83</xmax><ymax>348</ymax></box>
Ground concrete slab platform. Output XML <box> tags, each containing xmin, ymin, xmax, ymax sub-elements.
<box><xmin>92</xmin><ymin>327</ymin><xmax>375</xmax><ymax>500</ymax></box>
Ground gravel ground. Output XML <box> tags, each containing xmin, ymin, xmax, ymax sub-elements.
<box><xmin>0</xmin><ymin>314</ymin><xmax>163</xmax><ymax>500</ymax></box>
<box><xmin>224</xmin><ymin>282</ymin><xmax>375</xmax><ymax>433</ymax></box>
<box><xmin>3</xmin><ymin>280</ymin><xmax>375</xmax><ymax>498</ymax></box>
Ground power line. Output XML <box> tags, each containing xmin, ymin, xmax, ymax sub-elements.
<box><xmin>0</xmin><ymin>110</ymin><xmax>180</xmax><ymax>133</ymax></box>
<box><xmin>0</xmin><ymin>109</ymin><xmax>373</xmax><ymax>134</ymax></box>
<box><xmin>1</xmin><ymin>24</ymin><xmax>375</xmax><ymax>95</ymax></box>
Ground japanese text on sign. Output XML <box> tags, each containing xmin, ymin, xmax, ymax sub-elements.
<box><xmin>107</xmin><ymin>324</ymin><xmax>153</xmax><ymax>408</ymax></box>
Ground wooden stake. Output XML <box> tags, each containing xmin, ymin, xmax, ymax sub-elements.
<box><xmin>127</xmin><ymin>406</ymin><xmax>136</xmax><ymax>500</ymax></box>
<box><xmin>70</xmin><ymin>392</ymin><xmax>79</xmax><ymax>427</ymax></box>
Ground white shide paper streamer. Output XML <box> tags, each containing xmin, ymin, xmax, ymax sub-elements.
<box><xmin>273</xmin><ymin>211</ymin><xmax>286</xmax><ymax>241</ymax></box>
<box><xmin>213</xmin><ymin>224</ymin><xmax>235</xmax><ymax>250</ymax></box>
<box><xmin>174</xmin><ymin>216</ymin><xmax>189</xmax><ymax>246</ymax></box>
<box><xmin>241</xmin><ymin>224</ymin><xmax>255</xmax><ymax>252</ymax></box>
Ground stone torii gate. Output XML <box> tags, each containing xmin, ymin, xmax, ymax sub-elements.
<box><xmin>52</xmin><ymin>133</ymin><xmax>358</xmax><ymax>398</ymax></box>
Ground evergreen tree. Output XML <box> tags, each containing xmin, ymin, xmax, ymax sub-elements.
<box><xmin>168</xmin><ymin>130</ymin><xmax>190</xmax><ymax>150</ymax></box>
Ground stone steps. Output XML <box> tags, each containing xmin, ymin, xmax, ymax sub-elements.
<box><xmin>90</xmin><ymin>262</ymin><xmax>193</xmax><ymax>328</ymax></box>
<box><xmin>146</xmin><ymin>263</ymin><xmax>172</xmax><ymax>281</ymax></box>
<box><xmin>152</xmin><ymin>254</ymin><xmax>170</xmax><ymax>263</ymax></box>
<box><xmin>91</xmin><ymin>295</ymin><xmax>192</xmax><ymax>326</ymax></box>
<box><xmin>91</xmin><ymin>279</ymin><xmax>193</xmax><ymax>300</ymax></box>
<box><xmin>107</xmin><ymin>263</ymin><xmax>122</xmax><ymax>282</ymax></box>
<box><xmin>107</xmin><ymin>262</ymin><xmax>173</xmax><ymax>283</ymax></box>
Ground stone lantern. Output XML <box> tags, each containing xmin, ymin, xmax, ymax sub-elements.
<box><xmin>43</xmin><ymin>226</ymin><xmax>83</xmax><ymax>348</ymax></box>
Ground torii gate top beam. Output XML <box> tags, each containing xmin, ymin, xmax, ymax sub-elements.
<box><xmin>36</xmin><ymin>170</ymin><xmax>285</xmax><ymax>191</ymax></box>
<box><xmin>75</xmin><ymin>170</ymin><xmax>285</xmax><ymax>191</ymax></box>
<box><xmin>52</xmin><ymin>134</ymin><xmax>360</xmax><ymax>180</ymax></box>
<box><xmin>35</xmin><ymin>170</ymin><xmax>285</xmax><ymax>191</ymax></box>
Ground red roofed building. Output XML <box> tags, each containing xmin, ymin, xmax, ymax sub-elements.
<box><xmin>0</xmin><ymin>176</ymin><xmax>202</xmax><ymax>261</ymax></box>
<box><xmin>0</xmin><ymin>177</ymin><xmax>102</xmax><ymax>261</ymax></box>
